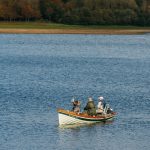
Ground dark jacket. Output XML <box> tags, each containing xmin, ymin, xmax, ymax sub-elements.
<box><xmin>84</xmin><ymin>101</ymin><xmax>96</xmax><ymax>116</ymax></box>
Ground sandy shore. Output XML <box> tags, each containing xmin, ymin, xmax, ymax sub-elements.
<box><xmin>0</xmin><ymin>28</ymin><xmax>150</xmax><ymax>34</ymax></box>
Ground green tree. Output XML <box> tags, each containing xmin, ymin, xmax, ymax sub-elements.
<box><xmin>40</xmin><ymin>0</ymin><xmax>64</xmax><ymax>22</ymax></box>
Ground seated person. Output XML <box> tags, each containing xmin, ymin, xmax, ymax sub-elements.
<box><xmin>84</xmin><ymin>97</ymin><xmax>96</xmax><ymax>116</ymax></box>
<box><xmin>96</xmin><ymin>96</ymin><xmax>104</xmax><ymax>114</ymax></box>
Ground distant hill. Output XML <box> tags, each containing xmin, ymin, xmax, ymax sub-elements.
<box><xmin>0</xmin><ymin>0</ymin><xmax>149</xmax><ymax>26</ymax></box>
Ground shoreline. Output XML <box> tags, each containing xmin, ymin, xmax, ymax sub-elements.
<box><xmin>0</xmin><ymin>28</ymin><xmax>150</xmax><ymax>35</ymax></box>
<box><xmin>0</xmin><ymin>28</ymin><xmax>150</xmax><ymax>34</ymax></box>
<box><xmin>0</xmin><ymin>22</ymin><xmax>150</xmax><ymax>34</ymax></box>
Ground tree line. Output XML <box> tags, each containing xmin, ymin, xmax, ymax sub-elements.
<box><xmin>0</xmin><ymin>0</ymin><xmax>150</xmax><ymax>26</ymax></box>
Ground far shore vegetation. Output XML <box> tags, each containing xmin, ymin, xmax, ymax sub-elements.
<box><xmin>0</xmin><ymin>0</ymin><xmax>150</xmax><ymax>27</ymax></box>
<box><xmin>0</xmin><ymin>0</ymin><xmax>150</xmax><ymax>34</ymax></box>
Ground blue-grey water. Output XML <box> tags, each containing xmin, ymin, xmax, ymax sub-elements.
<box><xmin>0</xmin><ymin>34</ymin><xmax>150</xmax><ymax>150</ymax></box>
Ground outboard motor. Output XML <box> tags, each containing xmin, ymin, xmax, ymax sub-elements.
<box><xmin>103</xmin><ymin>104</ymin><xmax>113</xmax><ymax>114</ymax></box>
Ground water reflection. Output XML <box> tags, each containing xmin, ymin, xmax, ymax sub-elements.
<box><xmin>59</xmin><ymin>120</ymin><xmax>114</xmax><ymax>129</ymax></box>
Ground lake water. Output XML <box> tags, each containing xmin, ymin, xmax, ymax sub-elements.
<box><xmin>0</xmin><ymin>34</ymin><xmax>150</xmax><ymax>150</ymax></box>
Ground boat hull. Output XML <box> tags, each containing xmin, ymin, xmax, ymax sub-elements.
<box><xmin>57</xmin><ymin>109</ymin><xmax>116</xmax><ymax>125</ymax></box>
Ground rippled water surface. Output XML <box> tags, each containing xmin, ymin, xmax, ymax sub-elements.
<box><xmin>0</xmin><ymin>34</ymin><xmax>150</xmax><ymax>150</ymax></box>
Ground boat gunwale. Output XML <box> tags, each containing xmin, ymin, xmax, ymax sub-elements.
<box><xmin>57</xmin><ymin>108</ymin><xmax>116</xmax><ymax>121</ymax></box>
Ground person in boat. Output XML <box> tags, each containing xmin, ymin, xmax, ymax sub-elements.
<box><xmin>71</xmin><ymin>97</ymin><xmax>80</xmax><ymax>113</ymax></box>
<box><xmin>96</xmin><ymin>96</ymin><xmax>105</xmax><ymax>114</ymax></box>
<box><xmin>84</xmin><ymin>97</ymin><xmax>96</xmax><ymax>116</ymax></box>
<box><xmin>104</xmin><ymin>103</ymin><xmax>113</xmax><ymax>114</ymax></box>
<box><xmin>97</xmin><ymin>96</ymin><xmax>114</xmax><ymax>114</ymax></box>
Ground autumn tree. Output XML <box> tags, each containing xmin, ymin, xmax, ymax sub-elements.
<box><xmin>16</xmin><ymin>0</ymin><xmax>41</xmax><ymax>21</ymax></box>
<box><xmin>0</xmin><ymin>0</ymin><xmax>18</xmax><ymax>21</ymax></box>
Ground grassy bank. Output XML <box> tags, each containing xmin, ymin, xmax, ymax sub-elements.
<box><xmin>0</xmin><ymin>22</ymin><xmax>150</xmax><ymax>34</ymax></box>
<box><xmin>0</xmin><ymin>22</ymin><xmax>150</xmax><ymax>29</ymax></box>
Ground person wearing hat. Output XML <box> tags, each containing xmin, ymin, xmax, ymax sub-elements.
<box><xmin>96</xmin><ymin>96</ymin><xmax>105</xmax><ymax>114</ymax></box>
<box><xmin>84</xmin><ymin>97</ymin><xmax>96</xmax><ymax>116</ymax></box>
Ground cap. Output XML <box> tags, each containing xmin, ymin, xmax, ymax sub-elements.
<box><xmin>98</xmin><ymin>96</ymin><xmax>104</xmax><ymax>101</ymax></box>
<box><xmin>88</xmin><ymin>97</ymin><xmax>93</xmax><ymax>102</ymax></box>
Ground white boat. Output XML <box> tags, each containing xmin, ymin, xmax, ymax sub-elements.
<box><xmin>57</xmin><ymin>108</ymin><xmax>116</xmax><ymax>125</ymax></box>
